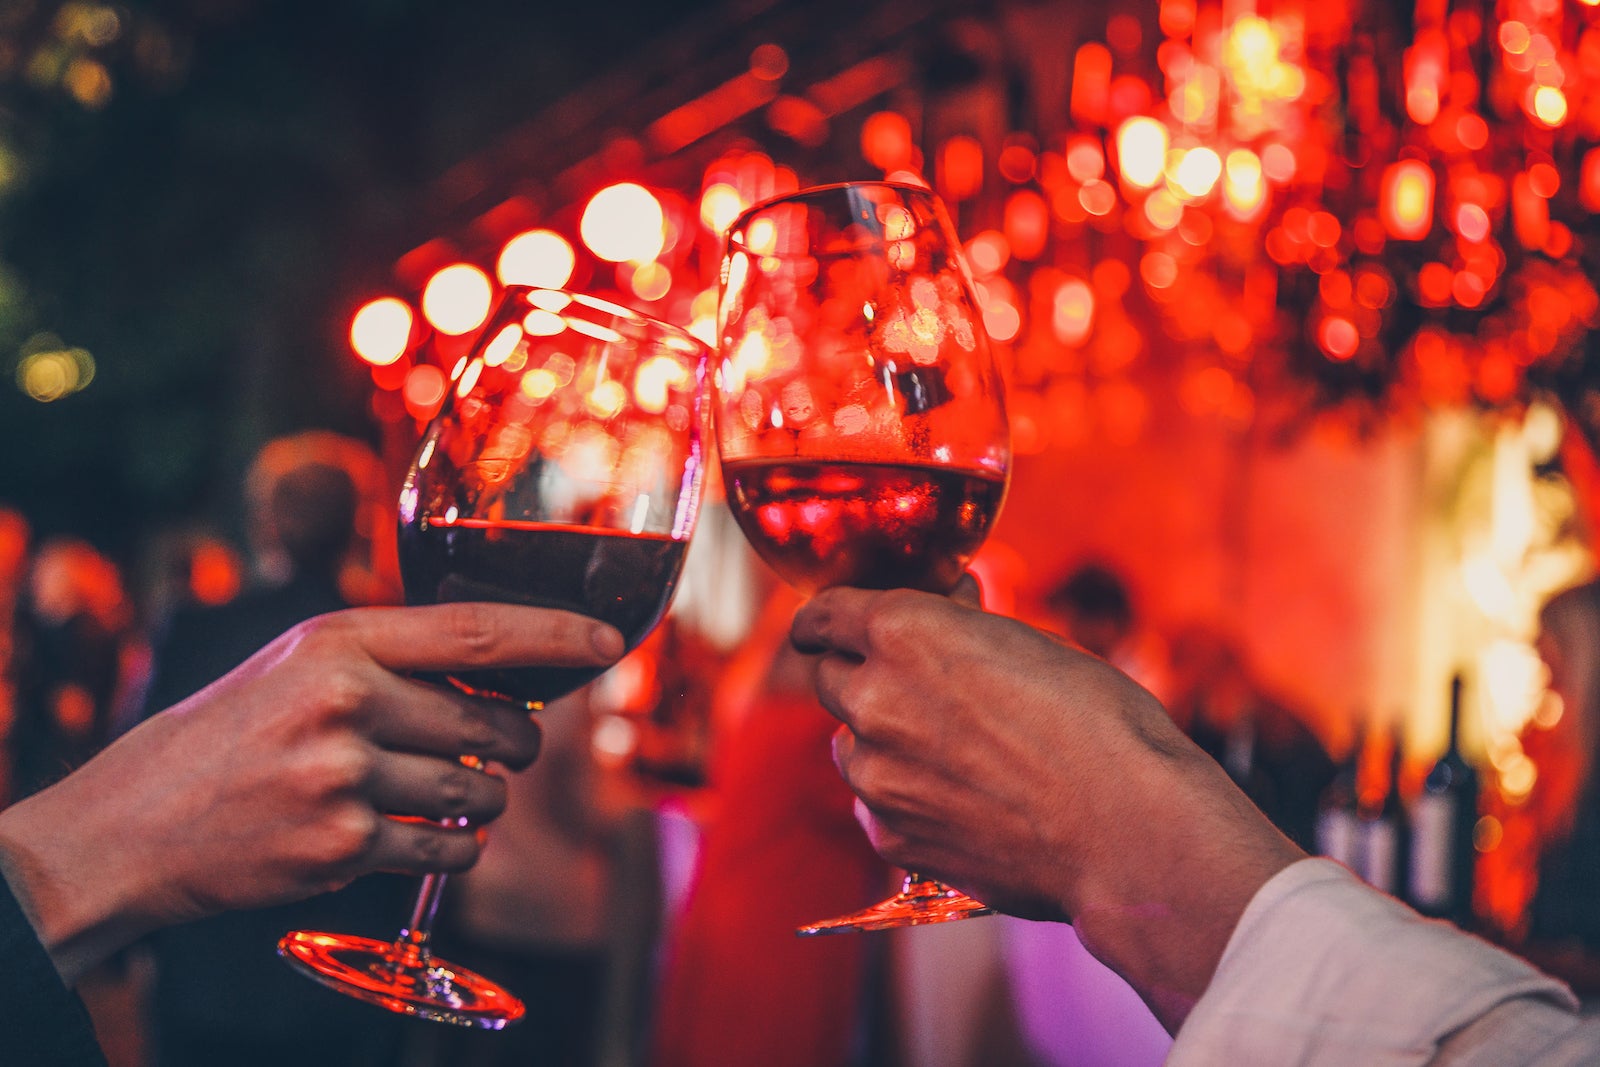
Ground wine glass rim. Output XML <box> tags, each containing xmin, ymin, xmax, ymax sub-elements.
<box><xmin>725</xmin><ymin>180</ymin><xmax>941</xmax><ymax>252</ymax></box>
<box><xmin>501</xmin><ymin>284</ymin><xmax>709</xmax><ymax>355</ymax></box>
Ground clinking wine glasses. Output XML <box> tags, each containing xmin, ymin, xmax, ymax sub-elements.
<box><xmin>714</xmin><ymin>181</ymin><xmax>1012</xmax><ymax>934</ymax></box>
<box><xmin>278</xmin><ymin>286</ymin><xmax>710</xmax><ymax>1026</ymax></box>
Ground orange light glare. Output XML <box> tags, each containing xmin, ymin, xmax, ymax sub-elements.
<box><xmin>1528</xmin><ymin>162</ymin><xmax>1560</xmax><ymax>198</ymax></box>
<box><xmin>403</xmin><ymin>364</ymin><xmax>448</xmax><ymax>421</ymax></box>
<box><xmin>1223</xmin><ymin>149</ymin><xmax>1265</xmax><ymax>216</ymax></box>
<box><xmin>1582</xmin><ymin>149</ymin><xmax>1600</xmax><ymax>211</ymax></box>
<box><xmin>1160</xmin><ymin>0</ymin><xmax>1197</xmax><ymax>38</ymax></box>
<box><xmin>1531</xmin><ymin>86</ymin><xmax>1568</xmax><ymax>127</ymax></box>
<box><xmin>1260</xmin><ymin>143</ymin><xmax>1296</xmax><ymax>183</ymax></box>
<box><xmin>1004</xmin><ymin>190</ymin><xmax>1050</xmax><ymax>260</ymax></box>
<box><xmin>1071</xmin><ymin>42</ymin><xmax>1114</xmax><ymax>125</ymax></box>
<box><xmin>1116</xmin><ymin>117</ymin><xmax>1168</xmax><ymax>189</ymax></box>
<box><xmin>581</xmin><ymin>183</ymin><xmax>666</xmax><ymax>263</ymax></box>
<box><xmin>700</xmin><ymin>183</ymin><xmax>745</xmax><ymax>234</ymax></box>
<box><xmin>1144</xmin><ymin>190</ymin><xmax>1183</xmax><ymax>230</ymax></box>
<box><xmin>1513</xmin><ymin>174</ymin><xmax>1551</xmax><ymax>250</ymax></box>
<box><xmin>1456</xmin><ymin>114</ymin><xmax>1489</xmax><ymax>150</ymax></box>
<box><xmin>938</xmin><ymin>135</ymin><xmax>985</xmax><ymax>201</ymax></box>
<box><xmin>1172</xmin><ymin>147</ymin><xmax>1222</xmax><ymax>199</ymax></box>
<box><xmin>422</xmin><ymin>264</ymin><xmax>494</xmax><ymax>336</ymax></box>
<box><xmin>982</xmin><ymin>299</ymin><xmax>1021</xmax><ymax>343</ymax></box>
<box><xmin>1381</xmin><ymin>160</ymin><xmax>1434</xmax><ymax>241</ymax></box>
<box><xmin>628</xmin><ymin>261</ymin><xmax>673</xmax><ymax>302</ymax></box>
<box><xmin>1052</xmin><ymin>278</ymin><xmax>1095</xmax><ymax>346</ymax></box>
<box><xmin>497</xmin><ymin>229</ymin><xmax>576</xmax><ymax>290</ymax></box>
<box><xmin>1455</xmin><ymin>203</ymin><xmax>1491</xmax><ymax>243</ymax></box>
<box><xmin>1066</xmin><ymin>136</ymin><xmax>1106</xmax><ymax>182</ymax></box>
<box><xmin>1140</xmin><ymin>251</ymin><xmax>1178</xmax><ymax>289</ymax></box>
<box><xmin>1318</xmin><ymin>317</ymin><xmax>1359</xmax><ymax>360</ymax></box>
<box><xmin>966</xmin><ymin>230</ymin><xmax>1011</xmax><ymax>275</ymax></box>
<box><xmin>1499</xmin><ymin>21</ymin><xmax>1531</xmax><ymax>54</ymax></box>
<box><xmin>861</xmin><ymin>111</ymin><xmax>915</xmax><ymax>172</ymax></box>
<box><xmin>350</xmin><ymin>297</ymin><xmax>414</xmax><ymax>366</ymax></box>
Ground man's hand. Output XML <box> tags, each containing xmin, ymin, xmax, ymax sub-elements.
<box><xmin>0</xmin><ymin>602</ymin><xmax>624</xmax><ymax>984</ymax></box>
<box><xmin>791</xmin><ymin>587</ymin><xmax>1303</xmax><ymax>1031</ymax></box>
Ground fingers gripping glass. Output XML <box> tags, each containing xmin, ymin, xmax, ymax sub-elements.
<box><xmin>279</xmin><ymin>287</ymin><xmax>710</xmax><ymax>1025</ymax></box>
<box><xmin>715</xmin><ymin>182</ymin><xmax>1012</xmax><ymax>934</ymax></box>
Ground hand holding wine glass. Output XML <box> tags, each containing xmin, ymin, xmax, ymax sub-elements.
<box><xmin>279</xmin><ymin>286</ymin><xmax>709</xmax><ymax>1025</ymax></box>
<box><xmin>714</xmin><ymin>181</ymin><xmax>1010</xmax><ymax>933</ymax></box>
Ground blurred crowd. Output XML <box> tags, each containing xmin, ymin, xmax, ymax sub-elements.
<box><xmin>3</xmin><ymin>433</ymin><xmax>1599</xmax><ymax>1067</ymax></box>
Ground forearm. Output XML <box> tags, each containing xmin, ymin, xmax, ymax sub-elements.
<box><xmin>0</xmin><ymin>762</ymin><xmax>161</xmax><ymax>985</ymax></box>
<box><xmin>1064</xmin><ymin>731</ymin><xmax>1304</xmax><ymax>1032</ymax></box>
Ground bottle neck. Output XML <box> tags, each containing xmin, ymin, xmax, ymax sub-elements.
<box><xmin>1447</xmin><ymin>676</ymin><xmax>1464</xmax><ymax>753</ymax></box>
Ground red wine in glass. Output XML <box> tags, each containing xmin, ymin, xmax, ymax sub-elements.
<box><xmin>398</xmin><ymin>517</ymin><xmax>689</xmax><ymax>705</ymax></box>
<box><xmin>722</xmin><ymin>458</ymin><xmax>1006</xmax><ymax>596</ymax></box>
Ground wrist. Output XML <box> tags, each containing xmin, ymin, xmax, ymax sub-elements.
<box><xmin>1064</xmin><ymin>724</ymin><xmax>1304</xmax><ymax>1032</ymax></box>
<box><xmin>0</xmin><ymin>772</ymin><xmax>159</xmax><ymax>985</ymax></box>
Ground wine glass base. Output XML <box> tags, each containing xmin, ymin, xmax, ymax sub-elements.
<box><xmin>278</xmin><ymin>930</ymin><xmax>525</xmax><ymax>1029</ymax></box>
<box><xmin>796</xmin><ymin>879</ymin><xmax>994</xmax><ymax>936</ymax></box>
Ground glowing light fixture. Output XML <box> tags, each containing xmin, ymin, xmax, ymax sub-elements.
<box><xmin>1116</xmin><ymin>117</ymin><xmax>1169</xmax><ymax>189</ymax></box>
<box><xmin>1381</xmin><ymin>160</ymin><xmax>1435</xmax><ymax>241</ymax></box>
<box><xmin>497</xmin><ymin>230</ymin><xmax>576</xmax><ymax>289</ymax></box>
<box><xmin>350</xmin><ymin>297</ymin><xmax>413</xmax><ymax>366</ymax></box>
<box><xmin>581</xmin><ymin>183</ymin><xmax>665</xmax><ymax>263</ymax></box>
<box><xmin>422</xmin><ymin>264</ymin><xmax>494</xmax><ymax>335</ymax></box>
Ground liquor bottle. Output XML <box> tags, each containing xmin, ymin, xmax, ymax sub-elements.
<box><xmin>1316</xmin><ymin>717</ymin><xmax>1364</xmax><ymax>871</ymax></box>
<box><xmin>1409</xmin><ymin>674</ymin><xmax>1480</xmax><ymax>926</ymax></box>
<box><xmin>1360</xmin><ymin>722</ymin><xmax>1410</xmax><ymax>899</ymax></box>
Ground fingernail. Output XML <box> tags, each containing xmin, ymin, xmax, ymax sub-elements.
<box><xmin>591</xmin><ymin>624</ymin><xmax>625</xmax><ymax>660</ymax></box>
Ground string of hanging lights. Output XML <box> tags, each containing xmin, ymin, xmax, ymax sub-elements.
<box><xmin>348</xmin><ymin>0</ymin><xmax>1600</xmax><ymax>455</ymax></box>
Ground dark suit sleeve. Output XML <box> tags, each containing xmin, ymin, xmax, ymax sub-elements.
<box><xmin>0</xmin><ymin>870</ymin><xmax>110</xmax><ymax>1066</ymax></box>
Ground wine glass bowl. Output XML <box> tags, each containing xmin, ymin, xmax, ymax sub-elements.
<box><xmin>715</xmin><ymin>182</ymin><xmax>1010</xmax><ymax>933</ymax></box>
<box><xmin>279</xmin><ymin>286</ymin><xmax>710</xmax><ymax>1025</ymax></box>
<box><xmin>397</xmin><ymin>287</ymin><xmax>708</xmax><ymax>707</ymax></box>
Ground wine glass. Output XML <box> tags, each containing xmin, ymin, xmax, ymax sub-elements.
<box><xmin>714</xmin><ymin>181</ymin><xmax>1011</xmax><ymax>934</ymax></box>
<box><xmin>278</xmin><ymin>286</ymin><xmax>710</xmax><ymax>1025</ymax></box>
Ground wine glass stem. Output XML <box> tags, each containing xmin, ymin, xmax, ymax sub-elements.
<box><xmin>396</xmin><ymin>870</ymin><xmax>447</xmax><ymax>968</ymax></box>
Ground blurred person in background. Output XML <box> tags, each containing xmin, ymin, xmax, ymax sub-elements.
<box><xmin>1044</xmin><ymin>560</ymin><xmax>1171</xmax><ymax>705</ymax></box>
<box><xmin>11</xmin><ymin>537</ymin><xmax>133</xmax><ymax>800</ymax></box>
<box><xmin>1164</xmin><ymin>623</ymin><xmax>1336</xmax><ymax>853</ymax></box>
<box><xmin>1524</xmin><ymin>577</ymin><xmax>1600</xmax><ymax>995</ymax></box>
<box><xmin>136</xmin><ymin>430</ymin><xmax>416</xmax><ymax>1067</ymax></box>
<box><xmin>649</xmin><ymin>583</ymin><xmax>890</xmax><ymax>1067</ymax></box>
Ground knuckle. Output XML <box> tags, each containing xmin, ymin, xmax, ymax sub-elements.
<box><xmin>838</xmin><ymin>673</ymin><xmax>885</xmax><ymax>736</ymax></box>
<box><xmin>442</xmin><ymin>602</ymin><xmax>502</xmax><ymax>662</ymax></box>
<box><xmin>318</xmin><ymin>666</ymin><xmax>372</xmax><ymax>723</ymax></box>
<box><xmin>437</xmin><ymin>767</ymin><xmax>472</xmax><ymax>818</ymax></box>
<box><xmin>304</xmin><ymin>739</ymin><xmax>375</xmax><ymax>795</ymax></box>
<box><xmin>841</xmin><ymin>749</ymin><xmax>883</xmax><ymax>803</ymax></box>
<box><xmin>321</xmin><ymin>803</ymin><xmax>382</xmax><ymax>863</ymax></box>
<box><xmin>864</xmin><ymin>593</ymin><xmax>917</xmax><ymax>651</ymax></box>
<box><xmin>454</xmin><ymin>702</ymin><xmax>501</xmax><ymax>755</ymax></box>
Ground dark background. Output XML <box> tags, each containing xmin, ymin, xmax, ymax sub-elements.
<box><xmin>0</xmin><ymin>0</ymin><xmax>720</xmax><ymax>561</ymax></box>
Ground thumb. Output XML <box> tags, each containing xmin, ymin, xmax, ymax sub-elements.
<box><xmin>951</xmin><ymin>572</ymin><xmax>983</xmax><ymax>609</ymax></box>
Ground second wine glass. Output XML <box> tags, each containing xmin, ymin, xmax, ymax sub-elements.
<box><xmin>714</xmin><ymin>181</ymin><xmax>1011</xmax><ymax>934</ymax></box>
<box><xmin>279</xmin><ymin>286</ymin><xmax>710</xmax><ymax>1024</ymax></box>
